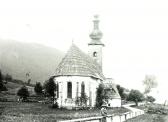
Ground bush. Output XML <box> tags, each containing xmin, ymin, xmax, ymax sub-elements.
<box><xmin>17</xmin><ymin>86</ymin><xmax>30</xmax><ymax>101</ymax></box>
<box><xmin>147</xmin><ymin>106</ymin><xmax>168</xmax><ymax>115</ymax></box>
<box><xmin>34</xmin><ymin>82</ymin><xmax>43</xmax><ymax>95</ymax></box>
<box><xmin>52</xmin><ymin>102</ymin><xmax>59</xmax><ymax>108</ymax></box>
<box><xmin>146</xmin><ymin>96</ymin><xmax>155</xmax><ymax>103</ymax></box>
<box><xmin>43</xmin><ymin>77</ymin><xmax>56</xmax><ymax>98</ymax></box>
<box><xmin>0</xmin><ymin>70</ymin><xmax>7</xmax><ymax>92</ymax></box>
<box><xmin>0</xmin><ymin>82</ymin><xmax>7</xmax><ymax>91</ymax></box>
<box><xmin>95</xmin><ymin>84</ymin><xmax>105</xmax><ymax>108</ymax></box>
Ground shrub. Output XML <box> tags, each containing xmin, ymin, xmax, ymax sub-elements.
<box><xmin>34</xmin><ymin>82</ymin><xmax>43</xmax><ymax>95</ymax></box>
<box><xmin>0</xmin><ymin>82</ymin><xmax>7</xmax><ymax>91</ymax></box>
<box><xmin>95</xmin><ymin>84</ymin><xmax>105</xmax><ymax>108</ymax></box>
<box><xmin>52</xmin><ymin>102</ymin><xmax>59</xmax><ymax>108</ymax></box>
<box><xmin>0</xmin><ymin>70</ymin><xmax>7</xmax><ymax>91</ymax></box>
<box><xmin>76</xmin><ymin>92</ymin><xmax>88</xmax><ymax>107</ymax></box>
<box><xmin>146</xmin><ymin>96</ymin><xmax>155</xmax><ymax>103</ymax></box>
<box><xmin>147</xmin><ymin>106</ymin><xmax>168</xmax><ymax>115</ymax></box>
<box><xmin>17</xmin><ymin>86</ymin><xmax>30</xmax><ymax>101</ymax></box>
<box><xmin>43</xmin><ymin>77</ymin><xmax>56</xmax><ymax>98</ymax></box>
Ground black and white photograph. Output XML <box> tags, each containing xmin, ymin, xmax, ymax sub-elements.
<box><xmin>0</xmin><ymin>0</ymin><xmax>168</xmax><ymax>121</ymax></box>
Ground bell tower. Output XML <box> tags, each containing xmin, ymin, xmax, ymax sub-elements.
<box><xmin>88</xmin><ymin>15</ymin><xmax>104</xmax><ymax>71</ymax></box>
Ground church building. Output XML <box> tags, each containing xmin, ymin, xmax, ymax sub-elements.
<box><xmin>53</xmin><ymin>15</ymin><xmax>121</xmax><ymax>108</ymax></box>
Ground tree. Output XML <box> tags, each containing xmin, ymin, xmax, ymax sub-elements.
<box><xmin>0</xmin><ymin>70</ymin><xmax>7</xmax><ymax>91</ymax></box>
<box><xmin>96</xmin><ymin>84</ymin><xmax>105</xmax><ymax>107</ymax></box>
<box><xmin>17</xmin><ymin>86</ymin><xmax>29</xmax><ymax>101</ymax></box>
<box><xmin>146</xmin><ymin>96</ymin><xmax>155</xmax><ymax>103</ymax></box>
<box><xmin>143</xmin><ymin>75</ymin><xmax>158</xmax><ymax>95</ymax></box>
<box><xmin>5</xmin><ymin>74</ymin><xmax>12</xmax><ymax>82</ymax></box>
<box><xmin>34</xmin><ymin>82</ymin><xmax>43</xmax><ymax>95</ymax></box>
<box><xmin>0</xmin><ymin>70</ymin><xmax>2</xmax><ymax>82</ymax></box>
<box><xmin>44</xmin><ymin>76</ymin><xmax>56</xmax><ymax>99</ymax></box>
<box><xmin>127</xmin><ymin>89</ymin><xmax>144</xmax><ymax>106</ymax></box>
<box><xmin>116</xmin><ymin>85</ymin><xmax>128</xmax><ymax>100</ymax></box>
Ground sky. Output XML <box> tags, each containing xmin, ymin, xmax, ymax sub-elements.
<box><xmin>0</xmin><ymin>0</ymin><xmax>168</xmax><ymax>103</ymax></box>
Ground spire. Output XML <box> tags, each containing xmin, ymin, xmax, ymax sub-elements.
<box><xmin>89</xmin><ymin>15</ymin><xmax>104</xmax><ymax>45</ymax></box>
<box><xmin>93</xmin><ymin>15</ymin><xmax>100</xmax><ymax>30</ymax></box>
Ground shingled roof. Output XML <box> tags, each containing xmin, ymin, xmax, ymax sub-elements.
<box><xmin>103</xmin><ymin>79</ymin><xmax>121</xmax><ymax>99</ymax></box>
<box><xmin>55</xmin><ymin>44</ymin><xmax>105</xmax><ymax>80</ymax></box>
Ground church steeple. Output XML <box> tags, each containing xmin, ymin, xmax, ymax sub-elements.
<box><xmin>88</xmin><ymin>15</ymin><xmax>104</xmax><ymax>71</ymax></box>
<box><xmin>89</xmin><ymin>15</ymin><xmax>104</xmax><ymax>45</ymax></box>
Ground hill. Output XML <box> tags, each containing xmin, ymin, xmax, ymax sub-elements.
<box><xmin>0</xmin><ymin>39</ymin><xmax>64</xmax><ymax>84</ymax></box>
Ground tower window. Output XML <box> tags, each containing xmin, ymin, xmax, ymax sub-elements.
<box><xmin>93</xmin><ymin>52</ymin><xmax>97</xmax><ymax>57</ymax></box>
<box><xmin>67</xmin><ymin>82</ymin><xmax>72</xmax><ymax>98</ymax></box>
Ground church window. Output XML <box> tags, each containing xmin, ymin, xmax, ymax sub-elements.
<box><xmin>81</xmin><ymin>82</ymin><xmax>85</xmax><ymax>94</ymax></box>
<box><xmin>93</xmin><ymin>52</ymin><xmax>97</xmax><ymax>57</ymax></box>
<box><xmin>67</xmin><ymin>82</ymin><xmax>72</xmax><ymax>98</ymax></box>
<box><xmin>56</xmin><ymin>82</ymin><xmax>59</xmax><ymax>98</ymax></box>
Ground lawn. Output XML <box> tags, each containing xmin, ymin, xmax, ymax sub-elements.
<box><xmin>125</xmin><ymin>113</ymin><xmax>167</xmax><ymax>122</ymax></box>
<box><xmin>0</xmin><ymin>102</ymin><xmax>129</xmax><ymax>122</ymax></box>
<box><xmin>126</xmin><ymin>104</ymin><xmax>168</xmax><ymax>122</ymax></box>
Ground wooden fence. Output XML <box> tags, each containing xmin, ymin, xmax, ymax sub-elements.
<box><xmin>59</xmin><ymin>110</ymin><xmax>144</xmax><ymax>122</ymax></box>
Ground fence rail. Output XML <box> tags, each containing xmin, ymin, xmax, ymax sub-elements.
<box><xmin>59</xmin><ymin>110</ymin><xmax>144</xmax><ymax>122</ymax></box>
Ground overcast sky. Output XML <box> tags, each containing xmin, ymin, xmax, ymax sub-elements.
<box><xmin>0</xmin><ymin>0</ymin><xmax>168</xmax><ymax>103</ymax></box>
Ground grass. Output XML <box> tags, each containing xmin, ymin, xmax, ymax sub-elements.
<box><xmin>0</xmin><ymin>102</ymin><xmax>129</xmax><ymax>121</ymax></box>
<box><xmin>126</xmin><ymin>103</ymin><xmax>168</xmax><ymax>122</ymax></box>
<box><xmin>125</xmin><ymin>113</ymin><xmax>167</xmax><ymax>122</ymax></box>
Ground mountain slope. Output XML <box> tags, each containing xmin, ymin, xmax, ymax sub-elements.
<box><xmin>0</xmin><ymin>39</ymin><xmax>64</xmax><ymax>84</ymax></box>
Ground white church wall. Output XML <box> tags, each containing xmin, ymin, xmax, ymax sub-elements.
<box><xmin>108</xmin><ymin>98</ymin><xmax>121</xmax><ymax>107</ymax></box>
<box><xmin>54</xmin><ymin>76</ymin><xmax>101</xmax><ymax>108</ymax></box>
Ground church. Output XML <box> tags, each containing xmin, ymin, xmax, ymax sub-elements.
<box><xmin>53</xmin><ymin>15</ymin><xmax>121</xmax><ymax>108</ymax></box>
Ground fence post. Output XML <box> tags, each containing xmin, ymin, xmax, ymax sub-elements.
<box><xmin>111</xmin><ymin>116</ymin><xmax>113</xmax><ymax>122</ymax></box>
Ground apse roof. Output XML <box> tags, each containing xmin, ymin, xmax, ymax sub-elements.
<box><xmin>55</xmin><ymin>44</ymin><xmax>105</xmax><ymax>80</ymax></box>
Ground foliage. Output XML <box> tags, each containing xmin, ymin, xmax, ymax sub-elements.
<box><xmin>0</xmin><ymin>70</ymin><xmax>7</xmax><ymax>91</ymax></box>
<box><xmin>127</xmin><ymin>89</ymin><xmax>144</xmax><ymax>106</ymax></box>
<box><xmin>147</xmin><ymin>106</ymin><xmax>168</xmax><ymax>115</ymax></box>
<box><xmin>17</xmin><ymin>85</ymin><xmax>30</xmax><ymax>101</ymax></box>
<box><xmin>4</xmin><ymin>74</ymin><xmax>12</xmax><ymax>82</ymax></box>
<box><xmin>143</xmin><ymin>75</ymin><xmax>158</xmax><ymax>95</ymax></box>
<box><xmin>0</xmin><ymin>70</ymin><xmax>2</xmax><ymax>82</ymax></box>
<box><xmin>146</xmin><ymin>96</ymin><xmax>155</xmax><ymax>103</ymax></box>
<box><xmin>116</xmin><ymin>85</ymin><xmax>128</xmax><ymax>100</ymax></box>
<box><xmin>52</xmin><ymin>101</ymin><xmax>59</xmax><ymax>108</ymax></box>
<box><xmin>43</xmin><ymin>76</ymin><xmax>56</xmax><ymax>98</ymax></box>
<box><xmin>76</xmin><ymin>92</ymin><xmax>88</xmax><ymax>107</ymax></box>
<box><xmin>95</xmin><ymin>84</ymin><xmax>105</xmax><ymax>107</ymax></box>
<box><xmin>34</xmin><ymin>82</ymin><xmax>43</xmax><ymax>95</ymax></box>
<box><xmin>0</xmin><ymin>82</ymin><xmax>7</xmax><ymax>91</ymax></box>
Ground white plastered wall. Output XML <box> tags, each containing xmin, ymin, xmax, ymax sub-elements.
<box><xmin>108</xmin><ymin>98</ymin><xmax>121</xmax><ymax>107</ymax></box>
<box><xmin>54</xmin><ymin>76</ymin><xmax>101</xmax><ymax>108</ymax></box>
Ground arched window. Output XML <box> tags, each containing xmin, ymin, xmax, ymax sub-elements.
<box><xmin>81</xmin><ymin>82</ymin><xmax>85</xmax><ymax>94</ymax></box>
<box><xmin>93</xmin><ymin>52</ymin><xmax>97</xmax><ymax>57</ymax></box>
<box><xmin>67</xmin><ymin>82</ymin><xmax>72</xmax><ymax>98</ymax></box>
<box><xmin>56</xmin><ymin>82</ymin><xmax>59</xmax><ymax>98</ymax></box>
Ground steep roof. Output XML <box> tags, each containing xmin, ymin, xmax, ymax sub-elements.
<box><xmin>104</xmin><ymin>79</ymin><xmax>121</xmax><ymax>99</ymax></box>
<box><xmin>55</xmin><ymin>44</ymin><xmax>105</xmax><ymax>80</ymax></box>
